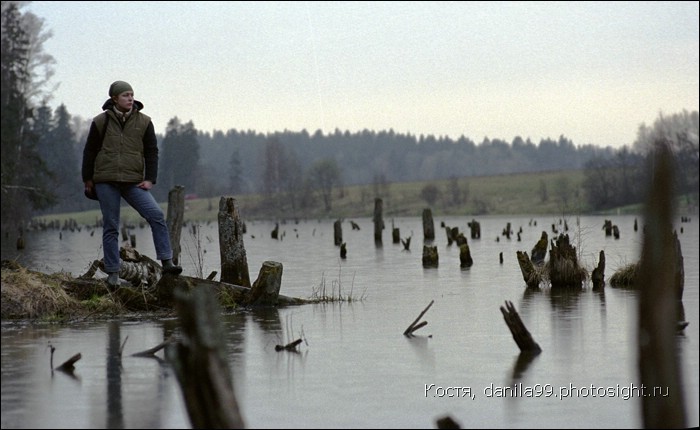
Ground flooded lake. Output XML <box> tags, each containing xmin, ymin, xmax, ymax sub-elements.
<box><xmin>2</xmin><ymin>214</ymin><xmax>698</xmax><ymax>428</ymax></box>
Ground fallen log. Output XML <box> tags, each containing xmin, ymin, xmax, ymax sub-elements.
<box><xmin>404</xmin><ymin>300</ymin><xmax>434</xmax><ymax>336</ymax></box>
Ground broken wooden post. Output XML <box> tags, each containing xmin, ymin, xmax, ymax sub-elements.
<box><xmin>373</xmin><ymin>198</ymin><xmax>384</xmax><ymax>244</ymax></box>
<box><xmin>340</xmin><ymin>243</ymin><xmax>347</xmax><ymax>259</ymax></box>
<box><xmin>530</xmin><ymin>231</ymin><xmax>548</xmax><ymax>266</ymax></box>
<box><xmin>401</xmin><ymin>236</ymin><xmax>412</xmax><ymax>251</ymax></box>
<box><xmin>244</xmin><ymin>261</ymin><xmax>283</xmax><ymax>307</ymax></box>
<box><xmin>166</xmin><ymin>283</ymin><xmax>245</xmax><ymax>429</ymax></box>
<box><xmin>603</xmin><ymin>219</ymin><xmax>613</xmax><ymax>236</ymax></box>
<box><xmin>404</xmin><ymin>300</ymin><xmax>434</xmax><ymax>336</ymax></box>
<box><xmin>516</xmin><ymin>251</ymin><xmax>541</xmax><ymax>289</ymax></box>
<box><xmin>459</xmin><ymin>243</ymin><xmax>473</xmax><ymax>268</ymax></box>
<box><xmin>637</xmin><ymin>142</ymin><xmax>686</xmax><ymax>428</ymax></box>
<box><xmin>422</xmin><ymin>208</ymin><xmax>435</xmax><ymax>241</ymax></box>
<box><xmin>218</xmin><ymin>196</ymin><xmax>251</xmax><ymax>288</ymax></box>
<box><xmin>468</xmin><ymin>219</ymin><xmax>481</xmax><ymax>239</ymax></box>
<box><xmin>333</xmin><ymin>219</ymin><xmax>342</xmax><ymax>246</ymax></box>
<box><xmin>166</xmin><ymin>185</ymin><xmax>185</xmax><ymax>264</ymax></box>
<box><xmin>392</xmin><ymin>227</ymin><xmax>400</xmax><ymax>244</ymax></box>
<box><xmin>500</xmin><ymin>300</ymin><xmax>541</xmax><ymax>353</ymax></box>
<box><xmin>591</xmin><ymin>250</ymin><xmax>606</xmax><ymax>291</ymax></box>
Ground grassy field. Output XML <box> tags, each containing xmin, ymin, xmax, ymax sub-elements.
<box><xmin>34</xmin><ymin>169</ymin><xmax>647</xmax><ymax>226</ymax></box>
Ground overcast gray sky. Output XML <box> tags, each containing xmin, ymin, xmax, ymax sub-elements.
<box><xmin>27</xmin><ymin>1</ymin><xmax>699</xmax><ymax>148</ymax></box>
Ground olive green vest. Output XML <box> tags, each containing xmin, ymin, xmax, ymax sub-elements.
<box><xmin>92</xmin><ymin>110</ymin><xmax>151</xmax><ymax>183</ymax></box>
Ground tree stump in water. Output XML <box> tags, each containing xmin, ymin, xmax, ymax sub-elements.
<box><xmin>591</xmin><ymin>250</ymin><xmax>606</xmax><ymax>291</ymax></box>
<box><xmin>373</xmin><ymin>198</ymin><xmax>384</xmax><ymax>244</ymax></box>
<box><xmin>218</xmin><ymin>196</ymin><xmax>251</xmax><ymax>288</ymax></box>
<box><xmin>422</xmin><ymin>245</ymin><xmax>438</xmax><ymax>268</ymax></box>
<box><xmin>516</xmin><ymin>251</ymin><xmax>541</xmax><ymax>288</ymax></box>
<box><xmin>547</xmin><ymin>233</ymin><xmax>587</xmax><ymax>289</ymax></box>
<box><xmin>333</xmin><ymin>219</ymin><xmax>342</xmax><ymax>246</ymax></box>
<box><xmin>166</xmin><ymin>185</ymin><xmax>185</xmax><ymax>264</ymax></box>
<box><xmin>500</xmin><ymin>300</ymin><xmax>541</xmax><ymax>354</ymax></box>
<box><xmin>459</xmin><ymin>243</ymin><xmax>473</xmax><ymax>268</ymax></box>
<box><xmin>468</xmin><ymin>219</ymin><xmax>481</xmax><ymax>239</ymax></box>
<box><xmin>244</xmin><ymin>261</ymin><xmax>283</xmax><ymax>307</ymax></box>
<box><xmin>530</xmin><ymin>231</ymin><xmax>548</xmax><ymax>266</ymax></box>
<box><xmin>392</xmin><ymin>227</ymin><xmax>400</xmax><ymax>244</ymax></box>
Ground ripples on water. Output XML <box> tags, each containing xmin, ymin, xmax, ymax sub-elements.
<box><xmin>2</xmin><ymin>215</ymin><xmax>698</xmax><ymax>428</ymax></box>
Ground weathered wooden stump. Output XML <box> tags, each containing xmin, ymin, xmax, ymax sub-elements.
<box><xmin>422</xmin><ymin>245</ymin><xmax>438</xmax><ymax>268</ymax></box>
<box><xmin>340</xmin><ymin>243</ymin><xmax>347</xmax><ymax>259</ymax></box>
<box><xmin>500</xmin><ymin>300</ymin><xmax>541</xmax><ymax>354</ymax></box>
<box><xmin>530</xmin><ymin>231</ymin><xmax>548</xmax><ymax>266</ymax></box>
<box><xmin>459</xmin><ymin>243</ymin><xmax>473</xmax><ymax>268</ymax></box>
<box><xmin>547</xmin><ymin>233</ymin><xmax>587</xmax><ymax>289</ymax></box>
<box><xmin>516</xmin><ymin>251</ymin><xmax>541</xmax><ymax>289</ymax></box>
<box><xmin>468</xmin><ymin>219</ymin><xmax>481</xmax><ymax>239</ymax></box>
<box><xmin>591</xmin><ymin>250</ymin><xmax>606</xmax><ymax>291</ymax></box>
<box><xmin>244</xmin><ymin>261</ymin><xmax>283</xmax><ymax>307</ymax></box>
<box><xmin>333</xmin><ymin>219</ymin><xmax>342</xmax><ymax>246</ymax></box>
<box><xmin>373</xmin><ymin>198</ymin><xmax>384</xmax><ymax>244</ymax></box>
<box><xmin>218</xmin><ymin>197</ymin><xmax>251</xmax><ymax>288</ymax></box>
<box><xmin>166</xmin><ymin>185</ymin><xmax>185</xmax><ymax>264</ymax></box>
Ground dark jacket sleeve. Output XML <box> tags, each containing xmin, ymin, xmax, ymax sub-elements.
<box><xmin>81</xmin><ymin>121</ymin><xmax>102</xmax><ymax>182</ymax></box>
<box><xmin>142</xmin><ymin>121</ymin><xmax>159</xmax><ymax>184</ymax></box>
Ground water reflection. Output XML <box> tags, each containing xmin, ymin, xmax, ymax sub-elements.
<box><xmin>106</xmin><ymin>322</ymin><xmax>123</xmax><ymax>429</ymax></box>
<box><xmin>509</xmin><ymin>351</ymin><xmax>539</xmax><ymax>383</ymax></box>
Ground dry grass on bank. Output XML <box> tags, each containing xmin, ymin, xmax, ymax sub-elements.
<box><xmin>1</xmin><ymin>261</ymin><xmax>124</xmax><ymax>321</ymax></box>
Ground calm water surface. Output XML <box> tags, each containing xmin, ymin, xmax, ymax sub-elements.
<box><xmin>2</xmin><ymin>214</ymin><xmax>698</xmax><ymax>428</ymax></box>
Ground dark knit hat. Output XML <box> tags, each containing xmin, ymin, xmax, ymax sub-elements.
<box><xmin>109</xmin><ymin>80</ymin><xmax>133</xmax><ymax>97</ymax></box>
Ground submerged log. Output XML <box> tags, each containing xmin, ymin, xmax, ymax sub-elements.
<box><xmin>404</xmin><ymin>300</ymin><xmax>434</xmax><ymax>336</ymax></box>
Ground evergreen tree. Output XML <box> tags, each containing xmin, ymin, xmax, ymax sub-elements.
<box><xmin>159</xmin><ymin>117</ymin><xmax>200</xmax><ymax>200</ymax></box>
<box><xmin>1</xmin><ymin>2</ymin><xmax>55</xmax><ymax>229</ymax></box>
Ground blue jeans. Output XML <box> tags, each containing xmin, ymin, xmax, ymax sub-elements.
<box><xmin>95</xmin><ymin>182</ymin><xmax>173</xmax><ymax>273</ymax></box>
